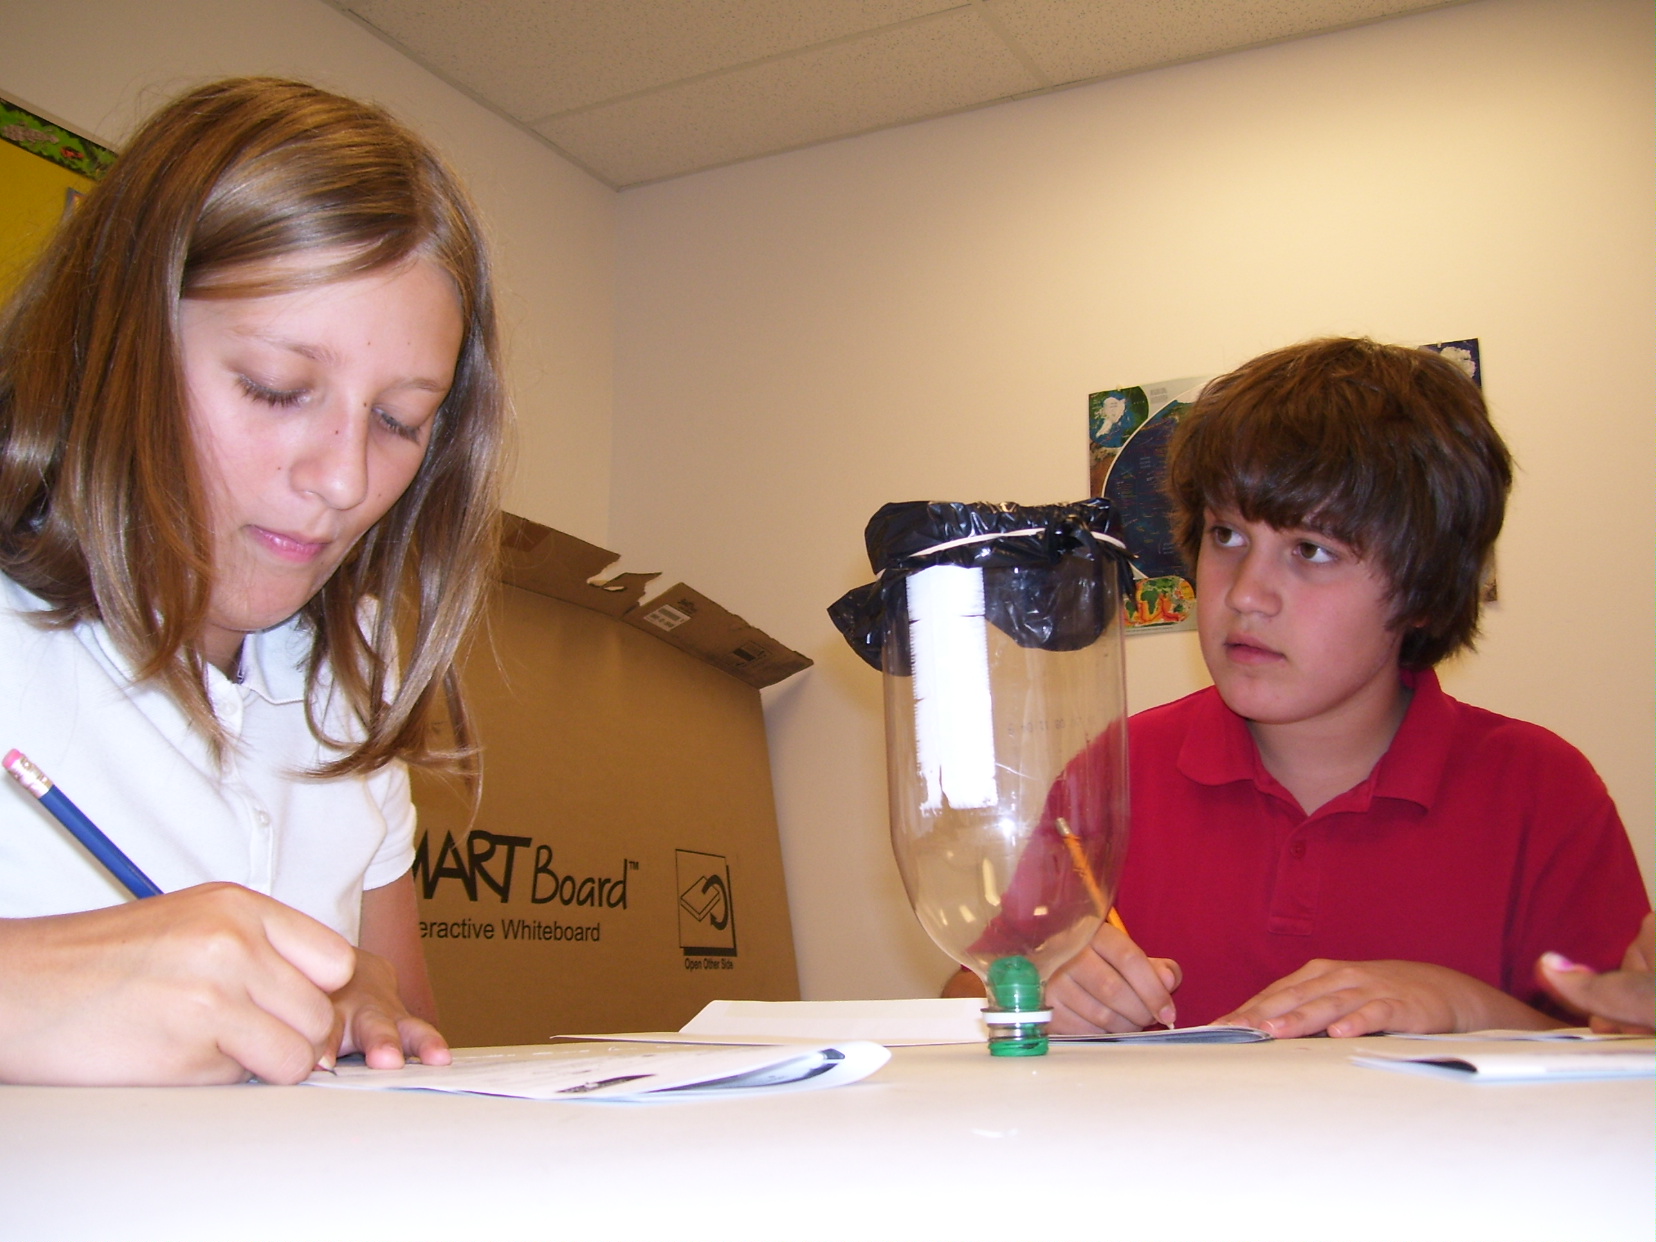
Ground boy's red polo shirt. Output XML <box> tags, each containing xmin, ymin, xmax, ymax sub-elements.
<box><xmin>1117</xmin><ymin>669</ymin><xmax>1650</xmax><ymax>1025</ymax></box>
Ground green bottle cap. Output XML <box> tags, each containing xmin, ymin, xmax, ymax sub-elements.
<box><xmin>984</xmin><ymin>955</ymin><xmax>1049</xmax><ymax>1057</ymax></box>
<box><xmin>987</xmin><ymin>955</ymin><xmax>1042</xmax><ymax>1010</ymax></box>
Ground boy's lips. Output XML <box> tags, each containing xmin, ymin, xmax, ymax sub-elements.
<box><xmin>1224</xmin><ymin>634</ymin><xmax>1284</xmax><ymax>664</ymax></box>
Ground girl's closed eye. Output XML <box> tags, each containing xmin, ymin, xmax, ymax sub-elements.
<box><xmin>237</xmin><ymin>375</ymin><xmax>307</xmax><ymax>408</ymax></box>
<box><xmin>376</xmin><ymin>407</ymin><xmax>425</xmax><ymax>443</ymax></box>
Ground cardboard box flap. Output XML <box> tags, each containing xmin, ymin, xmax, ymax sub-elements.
<box><xmin>628</xmin><ymin>583</ymin><xmax>813</xmax><ymax>689</ymax></box>
<box><xmin>498</xmin><ymin>513</ymin><xmax>811</xmax><ymax>688</ymax></box>
<box><xmin>499</xmin><ymin>512</ymin><xmax>659</xmax><ymax>618</ymax></box>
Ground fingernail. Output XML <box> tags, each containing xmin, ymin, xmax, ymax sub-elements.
<box><xmin>317</xmin><ymin>1054</ymin><xmax>336</xmax><ymax>1072</ymax></box>
<box><xmin>1157</xmin><ymin>1005</ymin><xmax>1177</xmax><ymax>1028</ymax></box>
<box><xmin>1541</xmin><ymin>952</ymin><xmax>1588</xmax><ymax>973</ymax></box>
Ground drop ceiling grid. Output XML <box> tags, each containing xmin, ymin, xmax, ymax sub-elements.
<box><xmin>989</xmin><ymin>0</ymin><xmax>1456</xmax><ymax>85</ymax></box>
<box><xmin>332</xmin><ymin>0</ymin><xmax>1465</xmax><ymax>187</ymax></box>
<box><xmin>344</xmin><ymin>0</ymin><xmax>967</xmax><ymax>119</ymax></box>
<box><xmin>537</xmin><ymin>7</ymin><xmax>1041</xmax><ymax>186</ymax></box>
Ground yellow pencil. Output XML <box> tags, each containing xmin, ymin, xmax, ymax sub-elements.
<box><xmin>1055</xmin><ymin>816</ymin><xmax>1127</xmax><ymax>933</ymax></box>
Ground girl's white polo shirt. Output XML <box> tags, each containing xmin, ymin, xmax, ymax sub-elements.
<box><xmin>0</xmin><ymin>576</ymin><xmax>414</xmax><ymax>943</ymax></box>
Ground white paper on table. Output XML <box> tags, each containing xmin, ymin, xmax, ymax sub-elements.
<box><xmin>1350</xmin><ymin>1048</ymin><xmax>1655</xmax><ymax>1082</ymax></box>
<box><xmin>1387</xmin><ymin>1028</ymin><xmax>1647</xmax><ymax>1042</ymax></box>
<box><xmin>305</xmin><ymin>1040</ymin><xmax>891</xmax><ymax>1100</ymax></box>
<box><xmin>674</xmin><ymin>997</ymin><xmax>990</xmax><ymax>1045</ymax></box>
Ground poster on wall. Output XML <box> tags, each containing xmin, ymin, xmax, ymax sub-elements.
<box><xmin>0</xmin><ymin>96</ymin><xmax>115</xmax><ymax>299</ymax></box>
<box><xmin>1088</xmin><ymin>375</ymin><xmax>1208</xmax><ymax>632</ymax></box>
<box><xmin>1089</xmin><ymin>339</ymin><xmax>1481</xmax><ymax>633</ymax></box>
<box><xmin>1419</xmin><ymin>338</ymin><xmax>1480</xmax><ymax>387</ymax></box>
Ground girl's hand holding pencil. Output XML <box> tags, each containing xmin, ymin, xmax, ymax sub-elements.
<box><xmin>0</xmin><ymin>884</ymin><xmax>355</xmax><ymax>1086</ymax></box>
<box><xmin>1</xmin><ymin>749</ymin><xmax>445</xmax><ymax>1083</ymax></box>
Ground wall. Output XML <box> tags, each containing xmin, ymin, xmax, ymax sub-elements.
<box><xmin>4</xmin><ymin>0</ymin><xmax>1647</xmax><ymax>1008</ymax></box>
<box><xmin>0</xmin><ymin>0</ymin><xmax>616</xmax><ymax>544</ymax></box>
<box><xmin>613</xmin><ymin>0</ymin><xmax>1656</xmax><ymax>999</ymax></box>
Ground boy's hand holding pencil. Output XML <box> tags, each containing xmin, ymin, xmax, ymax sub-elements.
<box><xmin>1047</xmin><ymin>920</ymin><xmax>1182</xmax><ymax>1035</ymax></box>
<box><xmin>1045</xmin><ymin>817</ymin><xmax>1178</xmax><ymax>1035</ymax></box>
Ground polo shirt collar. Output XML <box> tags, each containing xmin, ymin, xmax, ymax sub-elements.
<box><xmin>233</xmin><ymin>615</ymin><xmax>311</xmax><ymax>706</ymax></box>
<box><xmin>1176</xmin><ymin>688</ymin><xmax>1260</xmax><ymax>788</ymax></box>
<box><xmin>1366</xmin><ymin>667</ymin><xmax>1452</xmax><ymax>810</ymax></box>
<box><xmin>1176</xmin><ymin>667</ymin><xmax>1453</xmax><ymax>813</ymax></box>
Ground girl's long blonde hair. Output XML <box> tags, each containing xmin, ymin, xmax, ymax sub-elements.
<box><xmin>0</xmin><ymin>77</ymin><xmax>509</xmax><ymax>778</ymax></box>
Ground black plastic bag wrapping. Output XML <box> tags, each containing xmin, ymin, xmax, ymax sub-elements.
<box><xmin>827</xmin><ymin>499</ymin><xmax>1135</xmax><ymax>674</ymax></box>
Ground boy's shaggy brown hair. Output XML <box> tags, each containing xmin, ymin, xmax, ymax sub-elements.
<box><xmin>1166</xmin><ymin>337</ymin><xmax>1511</xmax><ymax>669</ymax></box>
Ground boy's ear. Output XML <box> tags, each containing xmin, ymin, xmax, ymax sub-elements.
<box><xmin>1399</xmin><ymin>615</ymin><xmax>1435</xmax><ymax>642</ymax></box>
<box><xmin>1383</xmin><ymin>594</ymin><xmax>1423</xmax><ymax>633</ymax></box>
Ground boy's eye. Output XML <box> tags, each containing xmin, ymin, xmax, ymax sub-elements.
<box><xmin>1209</xmin><ymin>524</ymin><xmax>1243</xmax><ymax>548</ymax></box>
<box><xmin>237</xmin><ymin>375</ymin><xmax>306</xmax><ymax>408</ymax></box>
<box><xmin>1295</xmin><ymin>540</ymin><xmax>1336</xmax><ymax>564</ymax></box>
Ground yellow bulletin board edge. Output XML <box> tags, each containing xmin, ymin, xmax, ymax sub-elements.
<box><xmin>0</xmin><ymin>93</ymin><xmax>117</xmax><ymax>182</ymax></box>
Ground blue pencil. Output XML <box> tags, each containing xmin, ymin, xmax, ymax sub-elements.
<box><xmin>4</xmin><ymin>748</ymin><xmax>163</xmax><ymax>899</ymax></box>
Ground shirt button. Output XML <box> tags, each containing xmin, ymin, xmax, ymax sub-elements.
<box><xmin>1290</xmin><ymin>840</ymin><xmax>1307</xmax><ymax>859</ymax></box>
<box><xmin>255</xmin><ymin>809</ymin><xmax>271</xmax><ymax>828</ymax></box>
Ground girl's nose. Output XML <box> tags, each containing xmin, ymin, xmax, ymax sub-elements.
<box><xmin>289</xmin><ymin>402</ymin><xmax>371</xmax><ymax>511</ymax></box>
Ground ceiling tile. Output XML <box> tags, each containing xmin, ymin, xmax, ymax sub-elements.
<box><xmin>986</xmin><ymin>0</ymin><xmax>1453</xmax><ymax>87</ymax></box>
<box><xmin>536</xmin><ymin>6</ymin><xmax>1041</xmax><ymax>185</ymax></box>
<box><xmin>344</xmin><ymin>0</ymin><xmax>963</xmax><ymax>119</ymax></box>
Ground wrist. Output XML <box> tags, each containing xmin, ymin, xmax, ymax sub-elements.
<box><xmin>1457</xmin><ymin>975</ymin><xmax>1559</xmax><ymax>1032</ymax></box>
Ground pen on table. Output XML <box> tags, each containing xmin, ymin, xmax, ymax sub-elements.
<box><xmin>3</xmin><ymin>748</ymin><xmax>339</xmax><ymax>1074</ymax></box>
<box><xmin>4</xmin><ymin>748</ymin><xmax>163</xmax><ymax>899</ymax></box>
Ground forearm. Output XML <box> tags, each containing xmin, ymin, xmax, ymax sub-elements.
<box><xmin>0</xmin><ymin>916</ymin><xmax>71</xmax><ymax>1082</ymax></box>
<box><xmin>358</xmin><ymin>872</ymin><xmax>439</xmax><ymax>1024</ymax></box>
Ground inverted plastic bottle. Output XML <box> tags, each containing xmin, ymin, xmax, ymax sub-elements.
<box><xmin>826</xmin><ymin>500</ymin><xmax>1132</xmax><ymax>1057</ymax></box>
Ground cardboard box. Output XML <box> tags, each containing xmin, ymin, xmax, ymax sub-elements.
<box><xmin>410</xmin><ymin>516</ymin><xmax>810</xmax><ymax>1045</ymax></box>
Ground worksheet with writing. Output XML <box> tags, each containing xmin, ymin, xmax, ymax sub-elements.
<box><xmin>305</xmin><ymin>1040</ymin><xmax>891</xmax><ymax>1100</ymax></box>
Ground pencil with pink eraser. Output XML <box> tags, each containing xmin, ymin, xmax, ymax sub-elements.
<box><xmin>3</xmin><ymin>748</ymin><xmax>163</xmax><ymax>899</ymax></box>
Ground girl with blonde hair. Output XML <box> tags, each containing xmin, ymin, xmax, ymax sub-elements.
<box><xmin>0</xmin><ymin>77</ymin><xmax>508</xmax><ymax>1085</ymax></box>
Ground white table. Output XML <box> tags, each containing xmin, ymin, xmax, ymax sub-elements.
<box><xmin>2</xmin><ymin>1037</ymin><xmax>1650</xmax><ymax>1241</ymax></box>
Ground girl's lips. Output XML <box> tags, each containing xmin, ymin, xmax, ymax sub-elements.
<box><xmin>249</xmin><ymin>525</ymin><xmax>330</xmax><ymax>563</ymax></box>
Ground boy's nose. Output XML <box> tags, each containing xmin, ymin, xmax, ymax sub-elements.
<box><xmin>1225</xmin><ymin>549</ymin><xmax>1280</xmax><ymax>615</ymax></box>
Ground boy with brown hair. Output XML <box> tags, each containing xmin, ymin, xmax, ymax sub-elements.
<box><xmin>1048</xmin><ymin>337</ymin><xmax>1649</xmax><ymax>1037</ymax></box>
